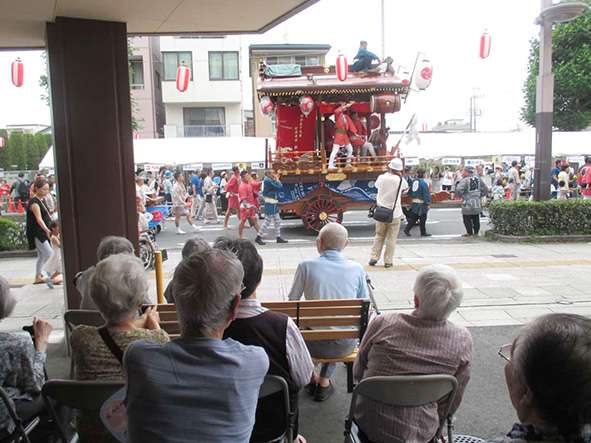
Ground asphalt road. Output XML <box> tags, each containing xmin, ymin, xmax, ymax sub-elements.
<box><xmin>299</xmin><ymin>324</ymin><xmax>519</xmax><ymax>442</ymax></box>
<box><xmin>155</xmin><ymin>207</ymin><xmax>489</xmax><ymax>251</ymax></box>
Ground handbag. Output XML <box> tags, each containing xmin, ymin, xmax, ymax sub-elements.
<box><xmin>371</xmin><ymin>176</ymin><xmax>403</xmax><ymax>224</ymax></box>
<box><xmin>205</xmin><ymin>194</ymin><xmax>213</xmax><ymax>203</ymax></box>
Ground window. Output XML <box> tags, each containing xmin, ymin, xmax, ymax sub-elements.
<box><xmin>208</xmin><ymin>52</ymin><xmax>239</xmax><ymax>80</ymax></box>
<box><xmin>162</xmin><ymin>52</ymin><xmax>193</xmax><ymax>81</ymax></box>
<box><xmin>183</xmin><ymin>107</ymin><xmax>226</xmax><ymax>137</ymax></box>
<box><xmin>267</xmin><ymin>55</ymin><xmax>321</xmax><ymax>66</ymax></box>
<box><xmin>129</xmin><ymin>58</ymin><xmax>144</xmax><ymax>89</ymax></box>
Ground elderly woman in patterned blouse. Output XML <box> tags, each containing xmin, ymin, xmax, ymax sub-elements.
<box><xmin>488</xmin><ymin>313</ymin><xmax>591</xmax><ymax>443</ymax></box>
<box><xmin>0</xmin><ymin>276</ymin><xmax>53</xmax><ymax>434</ymax></box>
<box><xmin>70</xmin><ymin>254</ymin><xmax>168</xmax><ymax>442</ymax></box>
<box><xmin>353</xmin><ymin>264</ymin><xmax>473</xmax><ymax>443</ymax></box>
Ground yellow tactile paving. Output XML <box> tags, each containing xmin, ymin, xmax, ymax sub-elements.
<box><xmin>10</xmin><ymin>258</ymin><xmax>591</xmax><ymax>285</ymax></box>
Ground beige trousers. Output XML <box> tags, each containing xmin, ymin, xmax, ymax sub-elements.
<box><xmin>370</xmin><ymin>218</ymin><xmax>401</xmax><ymax>265</ymax></box>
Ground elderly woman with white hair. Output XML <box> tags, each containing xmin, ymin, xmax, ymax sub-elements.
<box><xmin>488</xmin><ymin>313</ymin><xmax>591</xmax><ymax>442</ymax></box>
<box><xmin>0</xmin><ymin>276</ymin><xmax>53</xmax><ymax>434</ymax></box>
<box><xmin>353</xmin><ymin>264</ymin><xmax>473</xmax><ymax>443</ymax></box>
<box><xmin>71</xmin><ymin>254</ymin><xmax>168</xmax><ymax>442</ymax></box>
<box><xmin>71</xmin><ymin>254</ymin><xmax>168</xmax><ymax>381</ymax></box>
<box><xmin>76</xmin><ymin>236</ymin><xmax>140</xmax><ymax>310</ymax></box>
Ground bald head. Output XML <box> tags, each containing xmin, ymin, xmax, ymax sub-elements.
<box><xmin>317</xmin><ymin>223</ymin><xmax>348</xmax><ymax>252</ymax></box>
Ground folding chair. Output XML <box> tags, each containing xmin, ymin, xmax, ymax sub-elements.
<box><xmin>0</xmin><ymin>387</ymin><xmax>39</xmax><ymax>443</ymax></box>
<box><xmin>63</xmin><ymin>310</ymin><xmax>104</xmax><ymax>378</ymax></box>
<box><xmin>255</xmin><ymin>375</ymin><xmax>293</xmax><ymax>443</ymax></box>
<box><xmin>344</xmin><ymin>375</ymin><xmax>458</xmax><ymax>443</ymax></box>
<box><xmin>42</xmin><ymin>380</ymin><xmax>124</xmax><ymax>442</ymax></box>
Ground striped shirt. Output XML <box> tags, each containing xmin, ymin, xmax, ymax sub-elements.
<box><xmin>353</xmin><ymin>312</ymin><xmax>473</xmax><ymax>443</ymax></box>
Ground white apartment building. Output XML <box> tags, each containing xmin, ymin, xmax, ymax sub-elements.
<box><xmin>160</xmin><ymin>36</ymin><xmax>243</xmax><ymax>138</ymax></box>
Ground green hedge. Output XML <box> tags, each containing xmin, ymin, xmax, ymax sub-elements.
<box><xmin>488</xmin><ymin>199</ymin><xmax>591</xmax><ymax>236</ymax></box>
<box><xmin>0</xmin><ymin>218</ymin><xmax>28</xmax><ymax>251</ymax></box>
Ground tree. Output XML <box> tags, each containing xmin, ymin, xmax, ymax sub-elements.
<box><xmin>0</xmin><ymin>129</ymin><xmax>8</xmax><ymax>171</ymax></box>
<box><xmin>521</xmin><ymin>2</ymin><xmax>591</xmax><ymax>131</ymax></box>
<box><xmin>9</xmin><ymin>132</ymin><xmax>27</xmax><ymax>170</ymax></box>
<box><xmin>24</xmin><ymin>133</ymin><xmax>38</xmax><ymax>170</ymax></box>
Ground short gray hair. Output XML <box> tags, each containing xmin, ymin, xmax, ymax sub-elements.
<box><xmin>173</xmin><ymin>248</ymin><xmax>244</xmax><ymax>337</ymax></box>
<box><xmin>0</xmin><ymin>276</ymin><xmax>16</xmax><ymax>321</ymax></box>
<box><xmin>90</xmin><ymin>254</ymin><xmax>148</xmax><ymax>323</ymax></box>
<box><xmin>414</xmin><ymin>264</ymin><xmax>463</xmax><ymax>320</ymax></box>
<box><xmin>96</xmin><ymin>236</ymin><xmax>134</xmax><ymax>262</ymax></box>
<box><xmin>318</xmin><ymin>223</ymin><xmax>348</xmax><ymax>251</ymax></box>
<box><xmin>181</xmin><ymin>236</ymin><xmax>210</xmax><ymax>259</ymax></box>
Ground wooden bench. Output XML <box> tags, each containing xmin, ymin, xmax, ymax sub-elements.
<box><xmin>148</xmin><ymin>298</ymin><xmax>371</xmax><ymax>393</ymax></box>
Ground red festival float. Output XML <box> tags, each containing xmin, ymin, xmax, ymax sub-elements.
<box><xmin>257</xmin><ymin>59</ymin><xmax>446</xmax><ymax>231</ymax></box>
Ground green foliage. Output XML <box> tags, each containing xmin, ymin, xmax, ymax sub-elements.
<box><xmin>0</xmin><ymin>218</ymin><xmax>28</xmax><ymax>251</ymax></box>
<box><xmin>0</xmin><ymin>132</ymin><xmax>52</xmax><ymax>171</ymax></box>
<box><xmin>521</xmin><ymin>1</ymin><xmax>591</xmax><ymax>131</ymax></box>
<box><xmin>488</xmin><ymin>199</ymin><xmax>591</xmax><ymax>236</ymax></box>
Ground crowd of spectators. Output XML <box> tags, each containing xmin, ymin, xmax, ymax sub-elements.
<box><xmin>1</xmin><ymin>223</ymin><xmax>591</xmax><ymax>442</ymax></box>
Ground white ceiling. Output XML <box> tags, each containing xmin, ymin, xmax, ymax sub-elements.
<box><xmin>0</xmin><ymin>0</ymin><xmax>318</xmax><ymax>48</ymax></box>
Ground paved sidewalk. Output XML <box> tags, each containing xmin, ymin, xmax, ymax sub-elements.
<box><xmin>1</xmin><ymin>239</ymin><xmax>590</xmax><ymax>334</ymax></box>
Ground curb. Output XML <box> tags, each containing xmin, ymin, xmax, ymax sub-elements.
<box><xmin>486</xmin><ymin>231</ymin><xmax>591</xmax><ymax>243</ymax></box>
<box><xmin>0</xmin><ymin>250</ymin><xmax>36</xmax><ymax>259</ymax></box>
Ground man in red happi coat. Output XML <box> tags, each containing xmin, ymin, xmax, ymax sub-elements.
<box><xmin>328</xmin><ymin>102</ymin><xmax>357</xmax><ymax>169</ymax></box>
<box><xmin>223</xmin><ymin>166</ymin><xmax>241</xmax><ymax>229</ymax></box>
<box><xmin>237</xmin><ymin>170</ymin><xmax>261</xmax><ymax>239</ymax></box>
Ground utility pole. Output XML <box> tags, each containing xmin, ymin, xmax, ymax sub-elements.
<box><xmin>533</xmin><ymin>0</ymin><xmax>554</xmax><ymax>201</ymax></box>
<box><xmin>380</xmin><ymin>0</ymin><xmax>386</xmax><ymax>57</ymax></box>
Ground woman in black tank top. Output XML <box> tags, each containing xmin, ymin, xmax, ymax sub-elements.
<box><xmin>26</xmin><ymin>177</ymin><xmax>53</xmax><ymax>284</ymax></box>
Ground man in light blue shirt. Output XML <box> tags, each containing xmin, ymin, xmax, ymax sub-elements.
<box><xmin>288</xmin><ymin>222</ymin><xmax>367</xmax><ymax>401</ymax></box>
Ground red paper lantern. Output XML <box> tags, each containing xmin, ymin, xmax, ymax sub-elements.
<box><xmin>299</xmin><ymin>96</ymin><xmax>314</xmax><ymax>117</ymax></box>
<box><xmin>11</xmin><ymin>58</ymin><xmax>23</xmax><ymax>87</ymax></box>
<box><xmin>414</xmin><ymin>59</ymin><xmax>433</xmax><ymax>90</ymax></box>
<box><xmin>336</xmin><ymin>54</ymin><xmax>348</xmax><ymax>82</ymax></box>
<box><xmin>133</xmin><ymin>132</ymin><xmax>141</xmax><ymax>140</ymax></box>
<box><xmin>0</xmin><ymin>137</ymin><xmax>4</xmax><ymax>148</ymax></box>
<box><xmin>480</xmin><ymin>31</ymin><xmax>491</xmax><ymax>59</ymax></box>
<box><xmin>176</xmin><ymin>65</ymin><xmax>191</xmax><ymax>92</ymax></box>
<box><xmin>259</xmin><ymin>96</ymin><xmax>274</xmax><ymax>116</ymax></box>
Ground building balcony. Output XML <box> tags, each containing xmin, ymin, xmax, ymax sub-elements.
<box><xmin>164</xmin><ymin>124</ymin><xmax>226</xmax><ymax>138</ymax></box>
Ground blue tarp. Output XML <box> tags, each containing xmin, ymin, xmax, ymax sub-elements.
<box><xmin>264</xmin><ymin>64</ymin><xmax>302</xmax><ymax>77</ymax></box>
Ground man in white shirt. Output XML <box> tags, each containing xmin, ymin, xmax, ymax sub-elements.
<box><xmin>369</xmin><ymin>158</ymin><xmax>408</xmax><ymax>268</ymax></box>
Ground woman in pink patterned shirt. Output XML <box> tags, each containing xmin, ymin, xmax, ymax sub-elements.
<box><xmin>353</xmin><ymin>264</ymin><xmax>473</xmax><ymax>443</ymax></box>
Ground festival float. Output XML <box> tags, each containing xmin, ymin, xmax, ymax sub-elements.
<box><xmin>257</xmin><ymin>57</ymin><xmax>447</xmax><ymax>231</ymax></box>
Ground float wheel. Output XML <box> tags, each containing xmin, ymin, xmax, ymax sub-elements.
<box><xmin>301</xmin><ymin>196</ymin><xmax>344</xmax><ymax>232</ymax></box>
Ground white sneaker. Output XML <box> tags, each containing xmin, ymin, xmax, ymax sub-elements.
<box><xmin>177</xmin><ymin>228</ymin><xmax>186</xmax><ymax>235</ymax></box>
<box><xmin>192</xmin><ymin>224</ymin><xmax>201</xmax><ymax>231</ymax></box>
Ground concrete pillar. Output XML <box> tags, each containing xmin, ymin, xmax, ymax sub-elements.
<box><xmin>46</xmin><ymin>17</ymin><xmax>138</xmax><ymax>308</ymax></box>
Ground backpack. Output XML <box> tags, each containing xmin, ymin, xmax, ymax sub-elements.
<box><xmin>17</xmin><ymin>179</ymin><xmax>28</xmax><ymax>196</ymax></box>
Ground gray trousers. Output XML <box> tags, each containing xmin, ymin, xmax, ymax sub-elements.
<box><xmin>259</xmin><ymin>212</ymin><xmax>281</xmax><ymax>238</ymax></box>
<box><xmin>35</xmin><ymin>238</ymin><xmax>52</xmax><ymax>276</ymax></box>
<box><xmin>306</xmin><ymin>338</ymin><xmax>357</xmax><ymax>378</ymax></box>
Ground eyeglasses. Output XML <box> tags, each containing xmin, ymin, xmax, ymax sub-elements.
<box><xmin>498</xmin><ymin>343</ymin><xmax>513</xmax><ymax>362</ymax></box>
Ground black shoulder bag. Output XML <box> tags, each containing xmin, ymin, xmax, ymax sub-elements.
<box><xmin>370</xmin><ymin>176</ymin><xmax>403</xmax><ymax>224</ymax></box>
<box><xmin>98</xmin><ymin>327</ymin><xmax>124</xmax><ymax>364</ymax></box>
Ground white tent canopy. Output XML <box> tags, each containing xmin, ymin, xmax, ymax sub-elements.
<box><xmin>399</xmin><ymin>129</ymin><xmax>591</xmax><ymax>159</ymax></box>
<box><xmin>40</xmin><ymin>131</ymin><xmax>590</xmax><ymax>170</ymax></box>
<box><xmin>40</xmin><ymin>136</ymin><xmax>274</xmax><ymax>169</ymax></box>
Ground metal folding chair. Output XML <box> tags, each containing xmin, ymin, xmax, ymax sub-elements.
<box><xmin>0</xmin><ymin>386</ymin><xmax>40</xmax><ymax>443</ymax></box>
<box><xmin>344</xmin><ymin>375</ymin><xmax>458</xmax><ymax>443</ymax></box>
<box><xmin>256</xmin><ymin>375</ymin><xmax>293</xmax><ymax>443</ymax></box>
<box><xmin>42</xmin><ymin>380</ymin><xmax>124</xmax><ymax>442</ymax></box>
<box><xmin>63</xmin><ymin>310</ymin><xmax>105</xmax><ymax>378</ymax></box>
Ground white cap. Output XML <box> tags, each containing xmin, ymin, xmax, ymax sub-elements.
<box><xmin>388</xmin><ymin>158</ymin><xmax>404</xmax><ymax>171</ymax></box>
